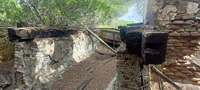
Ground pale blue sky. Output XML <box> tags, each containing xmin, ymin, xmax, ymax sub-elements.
<box><xmin>118</xmin><ymin>0</ymin><xmax>143</xmax><ymax>23</ymax></box>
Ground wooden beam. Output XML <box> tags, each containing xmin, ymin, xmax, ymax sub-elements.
<box><xmin>82</xmin><ymin>25</ymin><xmax>116</xmax><ymax>55</ymax></box>
<box><xmin>151</xmin><ymin>66</ymin><xmax>182</xmax><ymax>90</ymax></box>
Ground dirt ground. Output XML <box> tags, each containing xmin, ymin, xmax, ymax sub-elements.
<box><xmin>51</xmin><ymin>53</ymin><xmax>116</xmax><ymax>90</ymax></box>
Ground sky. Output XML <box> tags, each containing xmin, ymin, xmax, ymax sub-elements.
<box><xmin>118</xmin><ymin>0</ymin><xmax>144</xmax><ymax>23</ymax></box>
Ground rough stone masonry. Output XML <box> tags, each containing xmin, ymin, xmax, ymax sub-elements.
<box><xmin>9</xmin><ymin>27</ymin><xmax>100</xmax><ymax>90</ymax></box>
<box><xmin>115</xmin><ymin>49</ymin><xmax>143</xmax><ymax>90</ymax></box>
<box><xmin>116</xmin><ymin>24</ymin><xmax>168</xmax><ymax>90</ymax></box>
<box><xmin>149</xmin><ymin>0</ymin><xmax>200</xmax><ymax>85</ymax></box>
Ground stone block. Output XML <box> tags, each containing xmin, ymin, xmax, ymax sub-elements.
<box><xmin>196</xmin><ymin>68</ymin><xmax>200</xmax><ymax>72</ymax></box>
<box><xmin>174</xmin><ymin>15</ymin><xmax>182</xmax><ymax>20</ymax></box>
<box><xmin>166</xmin><ymin>56</ymin><xmax>177</xmax><ymax>62</ymax></box>
<box><xmin>167</xmin><ymin>44</ymin><xmax>173</xmax><ymax>46</ymax></box>
<box><xmin>175</xmin><ymin>72</ymin><xmax>187</xmax><ymax>78</ymax></box>
<box><xmin>177</xmin><ymin>9</ymin><xmax>186</xmax><ymax>14</ymax></box>
<box><xmin>169</xmin><ymin>13</ymin><xmax>178</xmax><ymax>20</ymax></box>
<box><xmin>0</xmin><ymin>56</ymin><xmax>3</xmax><ymax>60</ymax></box>
<box><xmin>167</xmin><ymin>46</ymin><xmax>176</xmax><ymax>50</ymax></box>
<box><xmin>173</xmin><ymin>21</ymin><xmax>185</xmax><ymax>24</ymax></box>
<box><xmin>166</xmin><ymin>50</ymin><xmax>173</xmax><ymax>53</ymax></box>
<box><xmin>182</xmin><ymin>63</ymin><xmax>193</xmax><ymax>67</ymax></box>
<box><xmin>180</xmin><ymin>32</ymin><xmax>190</xmax><ymax>36</ymax></box>
<box><xmin>177</xmin><ymin>59</ymin><xmax>187</xmax><ymax>63</ymax></box>
<box><xmin>168</xmin><ymin>39</ymin><xmax>179</xmax><ymax>43</ymax></box>
<box><xmin>196</xmin><ymin>24</ymin><xmax>200</xmax><ymax>28</ymax></box>
<box><xmin>181</xmin><ymin>70</ymin><xmax>193</xmax><ymax>74</ymax></box>
<box><xmin>185</xmin><ymin>20</ymin><xmax>195</xmax><ymax>24</ymax></box>
<box><xmin>162</xmin><ymin>60</ymin><xmax>175</xmax><ymax>66</ymax></box>
<box><xmin>175</xmin><ymin>66</ymin><xmax>185</xmax><ymax>70</ymax></box>
<box><xmin>194</xmin><ymin>72</ymin><xmax>200</xmax><ymax>77</ymax></box>
<box><xmin>191</xmin><ymin>47</ymin><xmax>199</xmax><ymax>51</ymax></box>
<box><xmin>182</xmin><ymin>14</ymin><xmax>195</xmax><ymax>20</ymax></box>
<box><xmin>173</xmin><ymin>43</ymin><xmax>183</xmax><ymax>47</ymax></box>
<box><xmin>181</xmin><ymin>49</ymin><xmax>194</xmax><ymax>54</ymax></box>
<box><xmin>192</xmin><ymin>78</ymin><xmax>200</xmax><ymax>82</ymax></box>
<box><xmin>173</xmin><ymin>62</ymin><xmax>182</xmax><ymax>66</ymax></box>
<box><xmin>171</xmin><ymin>25</ymin><xmax>181</xmax><ymax>30</ymax></box>
<box><xmin>167</xmin><ymin>53</ymin><xmax>176</xmax><ymax>56</ymax></box>
<box><xmin>176</xmin><ymin>29</ymin><xmax>185</xmax><ymax>32</ymax></box>
<box><xmin>168</xmin><ymin>76</ymin><xmax>180</xmax><ymax>79</ymax></box>
<box><xmin>182</xmin><ymin>80</ymin><xmax>193</xmax><ymax>84</ymax></box>
<box><xmin>182</xmin><ymin>25</ymin><xmax>192</xmax><ymax>29</ymax></box>
<box><xmin>185</xmin><ymin>28</ymin><xmax>196</xmax><ymax>32</ymax></box>
<box><xmin>168</xmin><ymin>37</ymin><xmax>173</xmax><ymax>39</ymax></box>
<box><xmin>186</xmin><ymin>2</ymin><xmax>199</xmax><ymax>14</ymax></box>
<box><xmin>191</xmin><ymin>32</ymin><xmax>200</xmax><ymax>36</ymax></box>
<box><xmin>158</xmin><ymin>5</ymin><xmax>177</xmax><ymax>20</ymax></box>
<box><xmin>187</xmin><ymin>66</ymin><xmax>197</xmax><ymax>71</ymax></box>
<box><xmin>179</xmin><ymin>39</ymin><xmax>188</xmax><ymax>43</ymax></box>
<box><xmin>159</xmin><ymin>21</ymin><xmax>170</xmax><ymax>26</ymax></box>
<box><xmin>0</xmin><ymin>50</ymin><xmax>3</xmax><ymax>54</ymax></box>
<box><xmin>197</xmin><ymin>81</ymin><xmax>200</xmax><ymax>85</ymax></box>
<box><xmin>190</xmin><ymin>40</ymin><xmax>199</xmax><ymax>43</ymax></box>
<box><xmin>169</xmin><ymin>67</ymin><xmax>178</xmax><ymax>72</ymax></box>
<box><xmin>164</xmin><ymin>72</ymin><xmax>174</xmax><ymax>76</ymax></box>
<box><xmin>169</xmin><ymin>32</ymin><xmax>180</xmax><ymax>36</ymax></box>
<box><xmin>162</xmin><ymin>67</ymin><xmax>169</xmax><ymax>72</ymax></box>
<box><xmin>163</xmin><ymin>29</ymin><xmax>173</xmax><ymax>32</ymax></box>
<box><xmin>183</xmin><ymin>42</ymin><xmax>197</xmax><ymax>47</ymax></box>
<box><xmin>176</xmin><ymin>53</ymin><xmax>184</xmax><ymax>57</ymax></box>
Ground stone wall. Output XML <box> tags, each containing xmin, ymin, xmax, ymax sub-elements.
<box><xmin>14</xmin><ymin>29</ymin><xmax>100</xmax><ymax>89</ymax></box>
<box><xmin>152</xmin><ymin>0</ymin><xmax>200</xmax><ymax>85</ymax></box>
<box><xmin>115</xmin><ymin>44</ymin><xmax>151</xmax><ymax>90</ymax></box>
<box><xmin>115</xmin><ymin>53</ymin><xmax>142</xmax><ymax>90</ymax></box>
<box><xmin>0</xmin><ymin>28</ymin><xmax>15</xmax><ymax>63</ymax></box>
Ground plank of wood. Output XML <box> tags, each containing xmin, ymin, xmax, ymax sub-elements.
<box><xmin>76</xmin><ymin>77</ymin><xmax>92</xmax><ymax>90</ymax></box>
<box><xmin>82</xmin><ymin>25</ymin><xmax>116</xmax><ymax>55</ymax></box>
<box><xmin>156</xmin><ymin>65</ymin><xmax>164</xmax><ymax>90</ymax></box>
<box><xmin>187</xmin><ymin>59</ymin><xmax>200</xmax><ymax>69</ymax></box>
<box><xmin>151</xmin><ymin>66</ymin><xmax>182</xmax><ymax>90</ymax></box>
<box><xmin>105</xmin><ymin>76</ymin><xmax>116</xmax><ymax>90</ymax></box>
